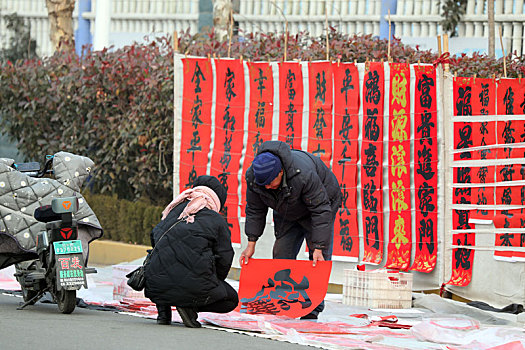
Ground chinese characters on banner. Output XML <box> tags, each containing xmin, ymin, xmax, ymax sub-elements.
<box><xmin>361</xmin><ymin>62</ymin><xmax>385</xmax><ymax>264</ymax></box>
<box><xmin>179</xmin><ymin>58</ymin><xmax>213</xmax><ymax>192</ymax></box>
<box><xmin>493</xmin><ymin>214</ymin><xmax>525</xmax><ymax>261</ymax></box>
<box><xmin>278</xmin><ymin>62</ymin><xmax>304</xmax><ymax>149</ymax></box>
<box><xmin>240</xmin><ymin>62</ymin><xmax>274</xmax><ymax>216</ymax></box>
<box><xmin>495</xmin><ymin>78</ymin><xmax>525</xmax><ymax>259</ymax></box>
<box><xmin>450</xmin><ymin>77</ymin><xmax>475</xmax><ymax>286</ymax></box>
<box><xmin>332</xmin><ymin>62</ymin><xmax>360</xmax><ymax>260</ymax></box>
<box><xmin>469</xmin><ymin>78</ymin><xmax>496</xmax><ymax>222</ymax></box>
<box><xmin>385</xmin><ymin>63</ymin><xmax>411</xmax><ymax>269</ymax></box>
<box><xmin>237</xmin><ymin>259</ymin><xmax>332</xmax><ymax>318</ymax></box>
<box><xmin>410</xmin><ymin>66</ymin><xmax>438</xmax><ymax>273</ymax></box>
<box><xmin>308</xmin><ymin>62</ymin><xmax>333</xmax><ymax>167</ymax></box>
<box><xmin>211</xmin><ymin>59</ymin><xmax>245</xmax><ymax>245</ymax></box>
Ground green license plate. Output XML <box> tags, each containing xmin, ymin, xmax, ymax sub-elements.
<box><xmin>53</xmin><ymin>240</ymin><xmax>83</xmax><ymax>255</ymax></box>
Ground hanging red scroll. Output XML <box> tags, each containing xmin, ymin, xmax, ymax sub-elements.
<box><xmin>449</xmin><ymin>77</ymin><xmax>475</xmax><ymax>286</ymax></box>
<box><xmin>307</xmin><ymin>62</ymin><xmax>333</xmax><ymax>167</ymax></box>
<box><xmin>240</xmin><ymin>62</ymin><xmax>274</xmax><ymax>217</ymax></box>
<box><xmin>278</xmin><ymin>62</ymin><xmax>304</xmax><ymax>150</ymax></box>
<box><xmin>361</xmin><ymin>62</ymin><xmax>385</xmax><ymax>264</ymax></box>
<box><xmin>470</xmin><ymin>78</ymin><xmax>497</xmax><ymax>221</ymax></box>
<box><xmin>494</xmin><ymin>78</ymin><xmax>525</xmax><ymax>257</ymax></box>
<box><xmin>211</xmin><ymin>59</ymin><xmax>245</xmax><ymax>245</ymax></box>
<box><xmin>385</xmin><ymin>63</ymin><xmax>411</xmax><ymax>269</ymax></box>
<box><xmin>493</xmin><ymin>214</ymin><xmax>525</xmax><ymax>261</ymax></box>
<box><xmin>332</xmin><ymin>62</ymin><xmax>360</xmax><ymax>261</ymax></box>
<box><xmin>410</xmin><ymin>65</ymin><xmax>438</xmax><ymax>273</ymax></box>
<box><xmin>179</xmin><ymin>58</ymin><xmax>214</xmax><ymax>192</ymax></box>
<box><xmin>237</xmin><ymin>259</ymin><xmax>332</xmax><ymax>318</ymax></box>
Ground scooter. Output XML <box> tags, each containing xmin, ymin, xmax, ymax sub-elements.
<box><xmin>15</xmin><ymin>196</ymin><xmax>97</xmax><ymax>314</ymax></box>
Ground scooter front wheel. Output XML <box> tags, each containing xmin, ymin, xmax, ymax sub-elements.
<box><xmin>56</xmin><ymin>289</ymin><xmax>76</xmax><ymax>314</ymax></box>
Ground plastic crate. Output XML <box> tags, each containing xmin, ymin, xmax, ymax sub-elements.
<box><xmin>343</xmin><ymin>269</ymin><xmax>413</xmax><ymax>309</ymax></box>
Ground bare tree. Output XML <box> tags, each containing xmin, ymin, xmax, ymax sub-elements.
<box><xmin>46</xmin><ymin>0</ymin><xmax>76</xmax><ymax>52</ymax></box>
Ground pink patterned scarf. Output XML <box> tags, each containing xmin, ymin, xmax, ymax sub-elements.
<box><xmin>161</xmin><ymin>186</ymin><xmax>221</xmax><ymax>222</ymax></box>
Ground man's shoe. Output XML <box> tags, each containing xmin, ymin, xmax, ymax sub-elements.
<box><xmin>176</xmin><ymin>307</ymin><xmax>201</xmax><ymax>328</ymax></box>
<box><xmin>300</xmin><ymin>312</ymin><xmax>318</xmax><ymax>320</ymax></box>
<box><xmin>156</xmin><ymin>304</ymin><xmax>172</xmax><ymax>325</ymax></box>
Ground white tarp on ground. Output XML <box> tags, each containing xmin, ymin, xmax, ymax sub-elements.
<box><xmin>1</xmin><ymin>262</ymin><xmax>523</xmax><ymax>349</ymax></box>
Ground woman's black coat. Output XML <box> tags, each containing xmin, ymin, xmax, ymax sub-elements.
<box><xmin>144</xmin><ymin>201</ymin><xmax>233</xmax><ymax>307</ymax></box>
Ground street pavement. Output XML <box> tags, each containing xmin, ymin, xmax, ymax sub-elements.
<box><xmin>0</xmin><ymin>292</ymin><xmax>311</xmax><ymax>350</ymax></box>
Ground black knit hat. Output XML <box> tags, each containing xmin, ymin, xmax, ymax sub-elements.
<box><xmin>193</xmin><ymin>175</ymin><xmax>227</xmax><ymax>209</ymax></box>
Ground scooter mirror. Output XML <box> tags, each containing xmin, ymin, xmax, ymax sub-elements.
<box><xmin>51</xmin><ymin>197</ymin><xmax>79</xmax><ymax>214</ymax></box>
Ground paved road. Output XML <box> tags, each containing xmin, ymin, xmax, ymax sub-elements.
<box><xmin>0</xmin><ymin>292</ymin><xmax>311</xmax><ymax>350</ymax></box>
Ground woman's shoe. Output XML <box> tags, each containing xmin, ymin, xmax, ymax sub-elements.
<box><xmin>156</xmin><ymin>304</ymin><xmax>172</xmax><ymax>325</ymax></box>
<box><xmin>176</xmin><ymin>307</ymin><xmax>201</xmax><ymax>328</ymax></box>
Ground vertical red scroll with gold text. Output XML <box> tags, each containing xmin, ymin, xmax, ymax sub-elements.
<box><xmin>278</xmin><ymin>62</ymin><xmax>304</xmax><ymax>150</ymax></box>
<box><xmin>410</xmin><ymin>66</ymin><xmax>438</xmax><ymax>273</ymax></box>
<box><xmin>211</xmin><ymin>59</ymin><xmax>245</xmax><ymax>245</ymax></box>
<box><xmin>385</xmin><ymin>63</ymin><xmax>411</xmax><ymax>269</ymax></box>
<box><xmin>332</xmin><ymin>62</ymin><xmax>360</xmax><ymax>260</ymax></box>
<box><xmin>240</xmin><ymin>62</ymin><xmax>274</xmax><ymax>217</ymax></box>
<box><xmin>361</xmin><ymin>62</ymin><xmax>385</xmax><ymax>264</ymax></box>
<box><xmin>307</xmin><ymin>62</ymin><xmax>333</xmax><ymax>167</ymax></box>
<box><xmin>179</xmin><ymin>58</ymin><xmax>213</xmax><ymax>192</ymax></box>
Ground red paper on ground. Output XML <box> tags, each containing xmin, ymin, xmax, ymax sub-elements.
<box><xmin>307</xmin><ymin>62</ymin><xmax>333</xmax><ymax>167</ymax></box>
<box><xmin>360</xmin><ymin>62</ymin><xmax>385</xmax><ymax>264</ymax></box>
<box><xmin>211</xmin><ymin>59</ymin><xmax>245</xmax><ymax>245</ymax></box>
<box><xmin>278</xmin><ymin>62</ymin><xmax>304</xmax><ymax>150</ymax></box>
<box><xmin>179</xmin><ymin>58</ymin><xmax>213</xmax><ymax>192</ymax></box>
<box><xmin>237</xmin><ymin>259</ymin><xmax>332</xmax><ymax>318</ymax></box>
<box><xmin>410</xmin><ymin>65</ymin><xmax>438</xmax><ymax>273</ymax></box>
<box><xmin>240</xmin><ymin>62</ymin><xmax>274</xmax><ymax>217</ymax></box>
<box><xmin>332</xmin><ymin>62</ymin><xmax>359</xmax><ymax>261</ymax></box>
<box><xmin>385</xmin><ymin>63</ymin><xmax>411</xmax><ymax>269</ymax></box>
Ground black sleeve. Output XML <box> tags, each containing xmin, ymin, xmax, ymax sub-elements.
<box><xmin>244</xmin><ymin>184</ymin><xmax>269</xmax><ymax>242</ymax></box>
<box><xmin>213</xmin><ymin>220</ymin><xmax>234</xmax><ymax>281</ymax></box>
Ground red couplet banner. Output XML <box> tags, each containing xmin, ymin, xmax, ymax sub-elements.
<box><xmin>385</xmin><ymin>63</ymin><xmax>411</xmax><ymax>269</ymax></box>
<box><xmin>278</xmin><ymin>62</ymin><xmax>304</xmax><ymax>150</ymax></box>
<box><xmin>469</xmin><ymin>78</ymin><xmax>496</xmax><ymax>221</ymax></box>
<box><xmin>361</xmin><ymin>62</ymin><xmax>385</xmax><ymax>264</ymax></box>
<box><xmin>179</xmin><ymin>58</ymin><xmax>214</xmax><ymax>192</ymax></box>
<box><xmin>307</xmin><ymin>62</ymin><xmax>333</xmax><ymax>167</ymax></box>
<box><xmin>332</xmin><ymin>62</ymin><xmax>360</xmax><ymax>261</ymax></box>
<box><xmin>240</xmin><ymin>62</ymin><xmax>274</xmax><ymax>217</ymax></box>
<box><xmin>211</xmin><ymin>59</ymin><xmax>245</xmax><ymax>245</ymax></box>
<box><xmin>494</xmin><ymin>78</ymin><xmax>525</xmax><ymax>257</ymax></box>
<box><xmin>493</xmin><ymin>214</ymin><xmax>525</xmax><ymax>261</ymax></box>
<box><xmin>449</xmin><ymin>77</ymin><xmax>475</xmax><ymax>286</ymax></box>
<box><xmin>237</xmin><ymin>259</ymin><xmax>332</xmax><ymax>318</ymax></box>
<box><xmin>410</xmin><ymin>65</ymin><xmax>438</xmax><ymax>273</ymax></box>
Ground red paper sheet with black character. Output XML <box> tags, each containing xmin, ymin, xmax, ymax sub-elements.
<box><xmin>360</xmin><ymin>62</ymin><xmax>385</xmax><ymax>264</ymax></box>
<box><xmin>410</xmin><ymin>65</ymin><xmax>438</xmax><ymax>273</ymax></box>
<box><xmin>240</xmin><ymin>62</ymin><xmax>274</xmax><ymax>217</ymax></box>
<box><xmin>307</xmin><ymin>62</ymin><xmax>333</xmax><ymax>167</ymax></box>
<box><xmin>237</xmin><ymin>259</ymin><xmax>332</xmax><ymax>318</ymax></box>
<box><xmin>179</xmin><ymin>58</ymin><xmax>214</xmax><ymax>192</ymax></box>
<box><xmin>278</xmin><ymin>62</ymin><xmax>304</xmax><ymax>150</ymax></box>
<box><xmin>332</xmin><ymin>62</ymin><xmax>360</xmax><ymax>261</ymax></box>
<box><xmin>211</xmin><ymin>59</ymin><xmax>245</xmax><ymax>245</ymax></box>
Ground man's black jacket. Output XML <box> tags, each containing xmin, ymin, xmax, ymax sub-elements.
<box><xmin>245</xmin><ymin>141</ymin><xmax>342</xmax><ymax>249</ymax></box>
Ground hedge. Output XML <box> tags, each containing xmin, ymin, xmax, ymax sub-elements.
<box><xmin>84</xmin><ymin>192</ymin><xmax>163</xmax><ymax>245</ymax></box>
<box><xmin>1</xmin><ymin>29</ymin><xmax>525</xmax><ymax>207</ymax></box>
